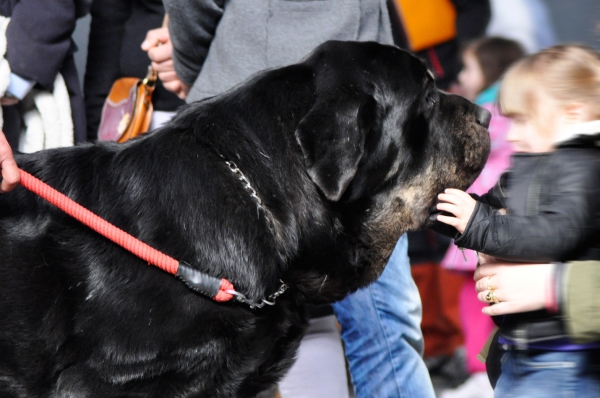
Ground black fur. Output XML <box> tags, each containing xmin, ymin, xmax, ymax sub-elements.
<box><xmin>0</xmin><ymin>41</ymin><xmax>490</xmax><ymax>397</ymax></box>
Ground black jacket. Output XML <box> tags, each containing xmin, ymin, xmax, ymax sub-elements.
<box><xmin>439</xmin><ymin>132</ymin><xmax>600</xmax><ymax>343</ymax></box>
<box><xmin>84</xmin><ymin>0</ymin><xmax>184</xmax><ymax>140</ymax></box>
<box><xmin>0</xmin><ymin>0</ymin><xmax>91</xmax><ymax>148</ymax></box>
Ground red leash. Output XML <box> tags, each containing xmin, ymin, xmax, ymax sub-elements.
<box><xmin>18</xmin><ymin>169</ymin><xmax>234</xmax><ymax>302</ymax></box>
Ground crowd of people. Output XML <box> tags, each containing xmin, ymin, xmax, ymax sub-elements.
<box><xmin>0</xmin><ymin>1</ymin><xmax>599</xmax><ymax>397</ymax></box>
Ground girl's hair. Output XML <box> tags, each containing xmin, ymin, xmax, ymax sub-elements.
<box><xmin>499</xmin><ymin>45</ymin><xmax>600</xmax><ymax>118</ymax></box>
<box><xmin>464</xmin><ymin>37</ymin><xmax>525</xmax><ymax>90</ymax></box>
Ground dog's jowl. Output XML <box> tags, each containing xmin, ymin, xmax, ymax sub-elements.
<box><xmin>0</xmin><ymin>41</ymin><xmax>490</xmax><ymax>397</ymax></box>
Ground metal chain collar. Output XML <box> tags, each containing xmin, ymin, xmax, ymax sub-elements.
<box><xmin>222</xmin><ymin>157</ymin><xmax>287</xmax><ymax>309</ymax></box>
<box><xmin>224</xmin><ymin>160</ymin><xmax>267</xmax><ymax>216</ymax></box>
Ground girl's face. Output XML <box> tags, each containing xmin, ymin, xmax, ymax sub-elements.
<box><xmin>506</xmin><ymin>93</ymin><xmax>594</xmax><ymax>153</ymax></box>
<box><xmin>458</xmin><ymin>51</ymin><xmax>485</xmax><ymax>101</ymax></box>
<box><xmin>506</xmin><ymin>112</ymin><xmax>557</xmax><ymax>153</ymax></box>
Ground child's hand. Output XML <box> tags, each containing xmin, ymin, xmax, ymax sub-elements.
<box><xmin>436</xmin><ymin>189</ymin><xmax>476</xmax><ymax>234</ymax></box>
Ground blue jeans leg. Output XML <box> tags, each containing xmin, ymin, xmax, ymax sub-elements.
<box><xmin>332</xmin><ymin>234</ymin><xmax>435</xmax><ymax>398</ymax></box>
<box><xmin>494</xmin><ymin>349</ymin><xmax>600</xmax><ymax>398</ymax></box>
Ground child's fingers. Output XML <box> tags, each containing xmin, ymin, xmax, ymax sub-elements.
<box><xmin>444</xmin><ymin>188</ymin><xmax>471</xmax><ymax>198</ymax></box>
<box><xmin>437</xmin><ymin>192</ymin><xmax>468</xmax><ymax>207</ymax></box>
<box><xmin>438</xmin><ymin>189</ymin><xmax>473</xmax><ymax>205</ymax></box>
<box><xmin>437</xmin><ymin>193</ymin><xmax>460</xmax><ymax>207</ymax></box>
<box><xmin>436</xmin><ymin>202</ymin><xmax>460</xmax><ymax>216</ymax></box>
<box><xmin>436</xmin><ymin>214</ymin><xmax>459</xmax><ymax>226</ymax></box>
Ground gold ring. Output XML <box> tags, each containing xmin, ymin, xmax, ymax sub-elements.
<box><xmin>486</xmin><ymin>276</ymin><xmax>493</xmax><ymax>291</ymax></box>
<box><xmin>486</xmin><ymin>290</ymin><xmax>499</xmax><ymax>304</ymax></box>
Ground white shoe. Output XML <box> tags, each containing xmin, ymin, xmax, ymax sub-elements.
<box><xmin>440</xmin><ymin>372</ymin><xmax>494</xmax><ymax>398</ymax></box>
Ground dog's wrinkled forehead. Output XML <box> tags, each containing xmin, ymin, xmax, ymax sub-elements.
<box><xmin>302</xmin><ymin>41</ymin><xmax>429</xmax><ymax>95</ymax></box>
<box><xmin>293</xmin><ymin>41</ymin><xmax>440</xmax><ymax>203</ymax></box>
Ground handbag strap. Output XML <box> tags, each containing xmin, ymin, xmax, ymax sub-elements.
<box><xmin>142</xmin><ymin>66</ymin><xmax>158</xmax><ymax>91</ymax></box>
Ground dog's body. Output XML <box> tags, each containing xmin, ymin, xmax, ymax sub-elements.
<box><xmin>0</xmin><ymin>41</ymin><xmax>490</xmax><ymax>397</ymax></box>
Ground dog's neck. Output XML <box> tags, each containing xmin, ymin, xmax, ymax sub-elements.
<box><xmin>221</xmin><ymin>156</ymin><xmax>277</xmax><ymax>235</ymax></box>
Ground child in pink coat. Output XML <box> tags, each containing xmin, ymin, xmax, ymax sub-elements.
<box><xmin>440</xmin><ymin>37</ymin><xmax>524</xmax><ymax>398</ymax></box>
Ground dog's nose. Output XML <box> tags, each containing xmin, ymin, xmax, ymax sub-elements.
<box><xmin>475</xmin><ymin>106</ymin><xmax>492</xmax><ymax>128</ymax></box>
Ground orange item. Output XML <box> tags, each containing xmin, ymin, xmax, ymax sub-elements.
<box><xmin>393</xmin><ymin>0</ymin><xmax>457</xmax><ymax>52</ymax></box>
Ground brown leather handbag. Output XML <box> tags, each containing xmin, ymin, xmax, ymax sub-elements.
<box><xmin>97</xmin><ymin>66</ymin><xmax>157</xmax><ymax>143</ymax></box>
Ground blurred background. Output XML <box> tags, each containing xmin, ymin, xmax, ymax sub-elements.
<box><xmin>71</xmin><ymin>0</ymin><xmax>599</xmax><ymax>86</ymax></box>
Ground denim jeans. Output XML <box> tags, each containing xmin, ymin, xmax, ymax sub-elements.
<box><xmin>332</xmin><ymin>235</ymin><xmax>436</xmax><ymax>398</ymax></box>
<box><xmin>495</xmin><ymin>348</ymin><xmax>600</xmax><ymax>398</ymax></box>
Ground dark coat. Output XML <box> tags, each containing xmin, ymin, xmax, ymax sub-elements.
<box><xmin>455</xmin><ymin>143</ymin><xmax>600</xmax><ymax>263</ymax></box>
<box><xmin>0</xmin><ymin>0</ymin><xmax>90</xmax><ymax>148</ymax></box>
<box><xmin>441</xmin><ymin>133</ymin><xmax>600</xmax><ymax>343</ymax></box>
<box><xmin>84</xmin><ymin>0</ymin><xmax>184</xmax><ymax>141</ymax></box>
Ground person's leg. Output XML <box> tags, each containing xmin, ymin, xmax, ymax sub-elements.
<box><xmin>277</xmin><ymin>315</ymin><xmax>349</xmax><ymax>398</ymax></box>
<box><xmin>332</xmin><ymin>235</ymin><xmax>435</xmax><ymax>398</ymax></box>
<box><xmin>495</xmin><ymin>349</ymin><xmax>600</xmax><ymax>398</ymax></box>
<box><xmin>2</xmin><ymin>105</ymin><xmax>22</xmax><ymax>150</ymax></box>
<box><xmin>439</xmin><ymin>277</ymin><xmax>494</xmax><ymax>398</ymax></box>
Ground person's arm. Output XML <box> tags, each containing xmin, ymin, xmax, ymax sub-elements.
<box><xmin>474</xmin><ymin>260</ymin><xmax>600</xmax><ymax>343</ymax></box>
<box><xmin>438</xmin><ymin>157</ymin><xmax>600</xmax><ymax>262</ymax></box>
<box><xmin>162</xmin><ymin>0</ymin><xmax>225</xmax><ymax>87</ymax></box>
<box><xmin>5</xmin><ymin>0</ymin><xmax>78</xmax><ymax>90</ymax></box>
<box><xmin>0</xmin><ymin>131</ymin><xmax>19</xmax><ymax>193</ymax></box>
<box><xmin>562</xmin><ymin>261</ymin><xmax>600</xmax><ymax>343</ymax></box>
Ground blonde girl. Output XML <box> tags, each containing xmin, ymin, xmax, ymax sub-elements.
<box><xmin>435</xmin><ymin>45</ymin><xmax>600</xmax><ymax>397</ymax></box>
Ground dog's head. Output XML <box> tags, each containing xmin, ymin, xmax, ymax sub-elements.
<box><xmin>295</xmin><ymin>41</ymin><xmax>491</xmax><ymax>275</ymax></box>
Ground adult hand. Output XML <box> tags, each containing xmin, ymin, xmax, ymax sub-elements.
<box><xmin>141</xmin><ymin>27</ymin><xmax>190</xmax><ymax>100</ymax></box>
<box><xmin>436</xmin><ymin>188</ymin><xmax>477</xmax><ymax>233</ymax></box>
<box><xmin>0</xmin><ymin>131</ymin><xmax>20</xmax><ymax>192</ymax></box>
<box><xmin>474</xmin><ymin>262</ymin><xmax>554</xmax><ymax>316</ymax></box>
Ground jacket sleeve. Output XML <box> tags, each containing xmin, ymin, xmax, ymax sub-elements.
<box><xmin>471</xmin><ymin>171</ymin><xmax>508</xmax><ymax>209</ymax></box>
<box><xmin>562</xmin><ymin>261</ymin><xmax>600</xmax><ymax>343</ymax></box>
<box><xmin>164</xmin><ymin>0</ymin><xmax>225</xmax><ymax>87</ymax></box>
<box><xmin>5</xmin><ymin>0</ymin><xmax>78</xmax><ymax>89</ymax></box>
<box><xmin>431</xmin><ymin>174</ymin><xmax>508</xmax><ymax>239</ymax></box>
<box><xmin>454</xmin><ymin>155</ymin><xmax>600</xmax><ymax>262</ymax></box>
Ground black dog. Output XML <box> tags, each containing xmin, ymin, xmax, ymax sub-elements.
<box><xmin>0</xmin><ymin>41</ymin><xmax>490</xmax><ymax>397</ymax></box>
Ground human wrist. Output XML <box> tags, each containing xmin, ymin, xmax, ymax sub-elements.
<box><xmin>546</xmin><ymin>262</ymin><xmax>565</xmax><ymax>313</ymax></box>
<box><xmin>6</xmin><ymin>73</ymin><xmax>35</xmax><ymax>100</ymax></box>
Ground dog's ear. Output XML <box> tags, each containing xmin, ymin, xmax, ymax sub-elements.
<box><xmin>295</xmin><ymin>92</ymin><xmax>377</xmax><ymax>201</ymax></box>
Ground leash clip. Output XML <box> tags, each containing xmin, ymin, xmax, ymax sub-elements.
<box><xmin>225</xmin><ymin>280</ymin><xmax>288</xmax><ymax>310</ymax></box>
